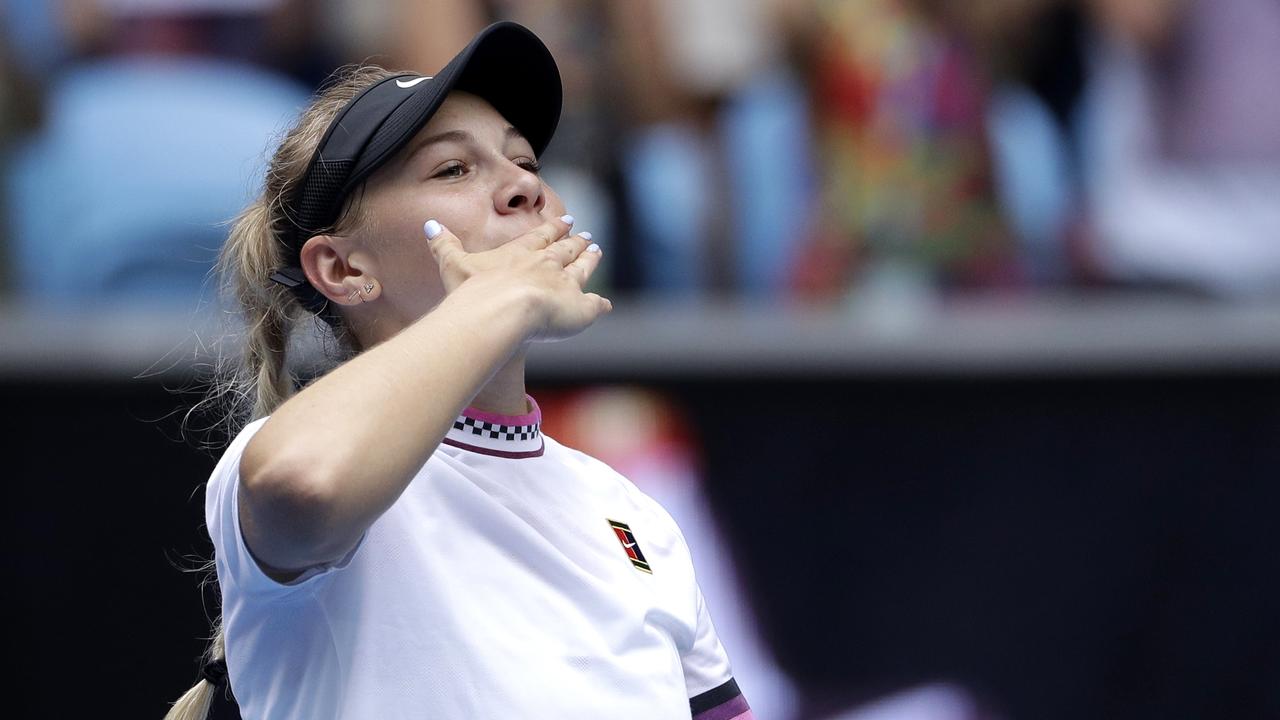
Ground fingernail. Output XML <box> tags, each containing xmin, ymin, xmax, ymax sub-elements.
<box><xmin>587</xmin><ymin>243</ymin><xmax>601</xmax><ymax>253</ymax></box>
<box><xmin>560</xmin><ymin>214</ymin><xmax>575</xmax><ymax>226</ymax></box>
<box><xmin>580</xmin><ymin>231</ymin><xmax>593</xmax><ymax>241</ymax></box>
<box><xmin>424</xmin><ymin>219</ymin><xmax>442</xmax><ymax>239</ymax></box>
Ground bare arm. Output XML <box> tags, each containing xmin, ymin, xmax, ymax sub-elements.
<box><xmin>238</xmin><ymin>217</ymin><xmax>609</xmax><ymax>578</ymax></box>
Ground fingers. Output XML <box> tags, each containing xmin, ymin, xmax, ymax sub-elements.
<box><xmin>513</xmin><ymin>214</ymin><xmax>575</xmax><ymax>251</ymax></box>
<box><xmin>584</xmin><ymin>292</ymin><xmax>613</xmax><ymax>315</ymax></box>
<box><xmin>425</xmin><ymin>214</ymin><xmax>610</xmax><ymax>319</ymax></box>
<box><xmin>565</xmin><ymin>237</ymin><xmax>603</xmax><ymax>285</ymax></box>
<box><xmin>547</xmin><ymin>232</ymin><xmax>593</xmax><ymax>267</ymax></box>
<box><xmin>428</xmin><ymin>214</ymin><xmax>576</xmax><ymax>259</ymax></box>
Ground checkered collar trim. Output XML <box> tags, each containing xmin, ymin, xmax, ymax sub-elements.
<box><xmin>442</xmin><ymin>395</ymin><xmax>544</xmax><ymax>458</ymax></box>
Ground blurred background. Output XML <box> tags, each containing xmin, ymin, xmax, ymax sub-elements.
<box><xmin>2</xmin><ymin>0</ymin><xmax>1279</xmax><ymax>717</ymax></box>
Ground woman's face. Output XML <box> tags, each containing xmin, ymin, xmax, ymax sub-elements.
<box><xmin>335</xmin><ymin>90</ymin><xmax>566</xmax><ymax>341</ymax></box>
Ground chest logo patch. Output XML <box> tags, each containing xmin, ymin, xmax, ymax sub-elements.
<box><xmin>607</xmin><ymin>519</ymin><xmax>652</xmax><ymax>574</ymax></box>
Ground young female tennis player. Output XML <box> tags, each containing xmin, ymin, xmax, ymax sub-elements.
<box><xmin>165</xmin><ymin>21</ymin><xmax>751</xmax><ymax>720</ymax></box>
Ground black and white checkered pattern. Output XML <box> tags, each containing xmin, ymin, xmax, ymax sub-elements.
<box><xmin>453</xmin><ymin>416</ymin><xmax>541</xmax><ymax>442</ymax></box>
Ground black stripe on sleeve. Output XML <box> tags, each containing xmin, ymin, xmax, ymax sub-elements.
<box><xmin>689</xmin><ymin>677</ymin><xmax>742</xmax><ymax>715</ymax></box>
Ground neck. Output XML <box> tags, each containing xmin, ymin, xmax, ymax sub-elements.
<box><xmin>468</xmin><ymin>351</ymin><xmax>529</xmax><ymax>416</ymax></box>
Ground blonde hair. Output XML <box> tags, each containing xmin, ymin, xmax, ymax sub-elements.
<box><xmin>166</xmin><ymin>64</ymin><xmax>400</xmax><ymax>720</ymax></box>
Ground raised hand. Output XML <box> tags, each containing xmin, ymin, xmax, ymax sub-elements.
<box><xmin>424</xmin><ymin>214</ymin><xmax>612</xmax><ymax>343</ymax></box>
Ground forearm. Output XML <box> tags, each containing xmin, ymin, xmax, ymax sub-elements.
<box><xmin>240</xmin><ymin>279</ymin><xmax>534</xmax><ymax>570</ymax></box>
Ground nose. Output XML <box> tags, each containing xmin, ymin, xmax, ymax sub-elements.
<box><xmin>495</xmin><ymin>162</ymin><xmax>546</xmax><ymax>215</ymax></box>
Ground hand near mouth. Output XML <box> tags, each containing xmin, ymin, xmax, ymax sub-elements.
<box><xmin>424</xmin><ymin>214</ymin><xmax>612</xmax><ymax>343</ymax></box>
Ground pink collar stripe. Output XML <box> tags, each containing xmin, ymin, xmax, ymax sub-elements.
<box><xmin>442</xmin><ymin>395</ymin><xmax>544</xmax><ymax>459</ymax></box>
<box><xmin>460</xmin><ymin>395</ymin><xmax>541</xmax><ymax>426</ymax></box>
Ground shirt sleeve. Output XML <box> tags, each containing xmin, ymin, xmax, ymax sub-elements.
<box><xmin>205</xmin><ymin>418</ymin><xmax>365</xmax><ymax>600</ymax></box>
<box><xmin>683</xmin><ymin>585</ymin><xmax>754</xmax><ymax>720</ymax></box>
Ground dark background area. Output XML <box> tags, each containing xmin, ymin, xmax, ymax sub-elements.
<box><xmin>6</xmin><ymin>370</ymin><xmax>1279</xmax><ymax>719</ymax></box>
<box><xmin>686</xmin><ymin>375</ymin><xmax>1280</xmax><ymax>719</ymax></box>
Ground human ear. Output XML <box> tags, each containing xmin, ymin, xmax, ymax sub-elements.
<box><xmin>299</xmin><ymin>234</ymin><xmax>381</xmax><ymax>306</ymax></box>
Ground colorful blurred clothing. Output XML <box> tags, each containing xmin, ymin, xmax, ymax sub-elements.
<box><xmin>795</xmin><ymin>0</ymin><xmax>1017</xmax><ymax>296</ymax></box>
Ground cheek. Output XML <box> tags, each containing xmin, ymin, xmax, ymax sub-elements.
<box><xmin>383</xmin><ymin>240</ymin><xmax>446</xmax><ymax>312</ymax></box>
<box><xmin>418</xmin><ymin>195</ymin><xmax>491</xmax><ymax>250</ymax></box>
<box><xmin>379</xmin><ymin>237</ymin><xmax>437</xmax><ymax>296</ymax></box>
<box><xmin>363</xmin><ymin>205</ymin><xmax>440</xmax><ymax>276</ymax></box>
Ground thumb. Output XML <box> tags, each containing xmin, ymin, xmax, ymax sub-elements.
<box><xmin>424</xmin><ymin>219</ymin><xmax>464</xmax><ymax>266</ymax></box>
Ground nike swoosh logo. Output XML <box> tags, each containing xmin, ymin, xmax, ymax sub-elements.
<box><xmin>623</xmin><ymin>542</ymin><xmax>637</xmax><ymax>548</ymax></box>
<box><xmin>396</xmin><ymin>76</ymin><xmax>432</xmax><ymax>89</ymax></box>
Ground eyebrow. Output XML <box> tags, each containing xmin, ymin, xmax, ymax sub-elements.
<box><xmin>405</xmin><ymin>126</ymin><xmax>528</xmax><ymax>164</ymax></box>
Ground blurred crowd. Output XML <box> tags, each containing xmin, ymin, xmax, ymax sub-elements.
<box><xmin>1</xmin><ymin>0</ymin><xmax>1278</xmax><ymax>308</ymax></box>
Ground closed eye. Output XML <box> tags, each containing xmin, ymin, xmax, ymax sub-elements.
<box><xmin>516</xmin><ymin>158</ymin><xmax>541</xmax><ymax>175</ymax></box>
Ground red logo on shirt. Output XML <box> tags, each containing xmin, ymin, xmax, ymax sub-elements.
<box><xmin>607</xmin><ymin>519</ymin><xmax>652</xmax><ymax>574</ymax></box>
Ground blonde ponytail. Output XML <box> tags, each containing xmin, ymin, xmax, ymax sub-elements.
<box><xmin>163</xmin><ymin>626</ymin><xmax>225</xmax><ymax>720</ymax></box>
<box><xmin>168</xmin><ymin>64</ymin><xmax>401</xmax><ymax>719</ymax></box>
<box><xmin>223</xmin><ymin>196</ymin><xmax>307</xmax><ymax>423</ymax></box>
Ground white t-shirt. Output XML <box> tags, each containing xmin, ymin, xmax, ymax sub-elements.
<box><xmin>207</xmin><ymin>397</ymin><xmax>753</xmax><ymax>719</ymax></box>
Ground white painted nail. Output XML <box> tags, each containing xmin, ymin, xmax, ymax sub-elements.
<box><xmin>587</xmin><ymin>243</ymin><xmax>601</xmax><ymax>253</ymax></box>
<box><xmin>580</xmin><ymin>231</ymin><xmax>593</xmax><ymax>241</ymax></box>
<box><xmin>424</xmin><ymin>219</ymin><xmax>443</xmax><ymax>239</ymax></box>
<box><xmin>560</xmin><ymin>214</ymin><xmax>575</xmax><ymax>225</ymax></box>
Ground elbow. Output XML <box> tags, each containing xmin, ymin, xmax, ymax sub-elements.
<box><xmin>239</xmin><ymin>439</ymin><xmax>348</xmax><ymax>566</ymax></box>
<box><xmin>241</xmin><ymin>437</ymin><xmax>337</xmax><ymax>513</ymax></box>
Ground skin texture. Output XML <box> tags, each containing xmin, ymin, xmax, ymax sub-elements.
<box><xmin>239</xmin><ymin>92</ymin><xmax>610</xmax><ymax>580</ymax></box>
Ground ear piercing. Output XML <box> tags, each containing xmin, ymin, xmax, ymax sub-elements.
<box><xmin>348</xmin><ymin>281</ymin><xmax>377</xmax><ymax>303</ymax></box>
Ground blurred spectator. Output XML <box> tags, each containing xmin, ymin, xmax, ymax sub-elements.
<box><xmin>1</xmin><ymin>0</ymin><xmax>311</xmax><ymax>304</ymax></box>
<box><xmin>385</xmin><ymin>0</ymin><xmax>488</xmax><ymax>72</ymax></box>
<box><xmin>1</xmin><ymin>0</ymin><xmax>335</xmax><ymax>82</ymax></box>
<box><xmin>970</xmin><ymin>0</ymin><xmax>1088</xmax><ymax>286</ymax></box>
<box><xmin>786</xmin><ymin>0</ymin><xmax>1020</xmax><ymax>301</ymax></box>
<box><xmin>1079</xmin><ymin>0</ymin><xmax>1280</xmax><ymax>295</ymax></box>
<box><xmin>608</xmin><ymin>0</ymin><xmax>815</xmax><ymax>296</ymax></box>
